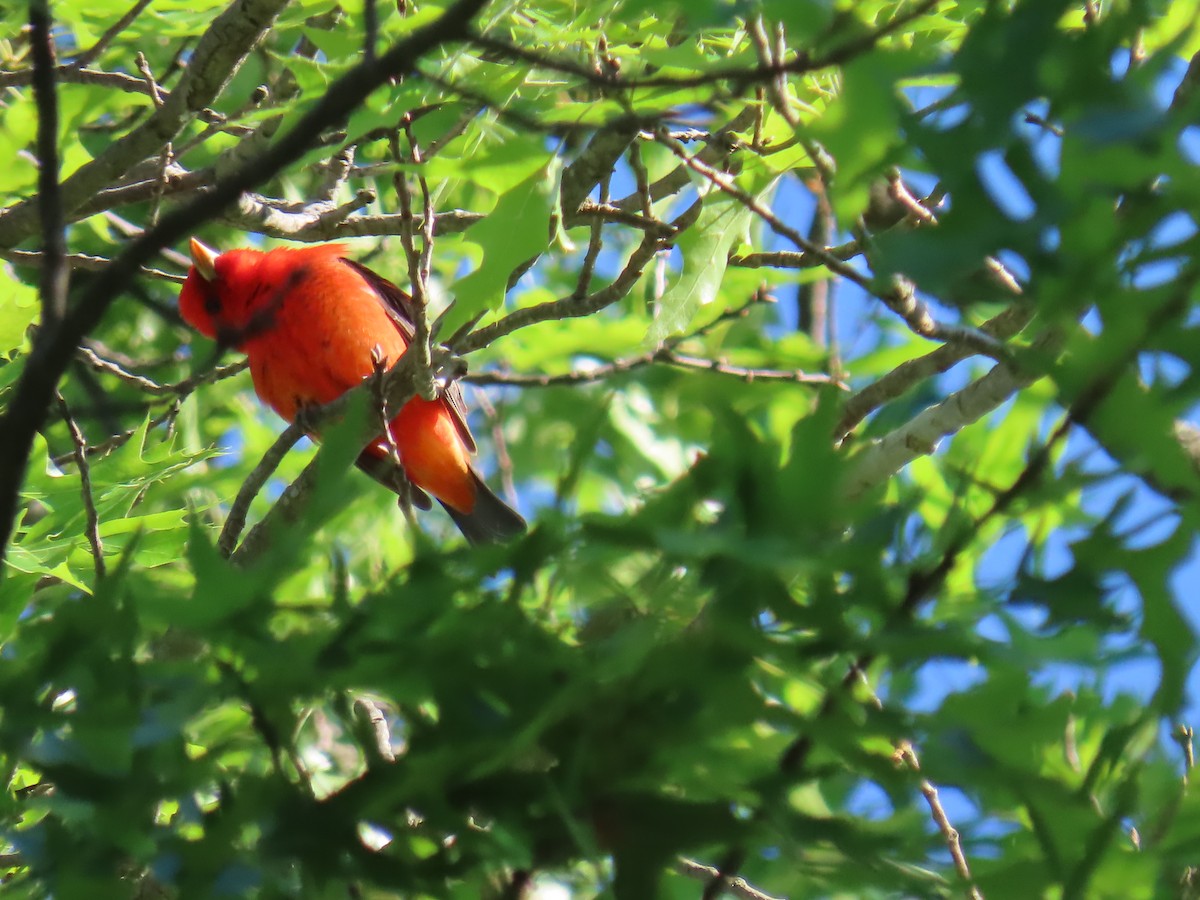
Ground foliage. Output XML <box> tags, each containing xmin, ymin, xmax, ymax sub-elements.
<box><xmin>1</xmin><ymin>0</ymin><xmax>1200</xmax><ymax>897</ymax></box>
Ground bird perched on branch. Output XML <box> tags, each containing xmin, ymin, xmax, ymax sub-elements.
<box><xmin>178</xmin><ymin>238</ymin><xmax>526</xmax><ymax>545</ymax></box>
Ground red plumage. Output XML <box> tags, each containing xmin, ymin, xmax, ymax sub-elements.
<box><xmin>178</xmin><ymin>240</ymin><xmax>525</xmax><ymax>544</ymax></box>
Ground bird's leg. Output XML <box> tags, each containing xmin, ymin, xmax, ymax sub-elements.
<box><xmin>430</xmin><ymin>345</ymin><xmax>468</xmax><ymax>397</ymax></box>
<box><xmin>293</xmin><ymin>396</ymin><xmax>322</xmax><ymax>437</ymax></box>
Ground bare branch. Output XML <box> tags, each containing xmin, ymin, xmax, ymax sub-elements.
<box><xmin>51</xmin><ymin>402</ymin><xmax>181</xmax><ymax>468</ymax></box>
<box><xmin>2</xmin><ymin>249</ymin><xmax>185</xmax><ymax>282</ymax></box>
<box><xmin>78</xmin><ymin>346</ymin><xmax>249</xmax><ymax>397</ymax></box>
<box><xmin>455</xmin><ymin>231</ymin><xmax>665</xmax><ymax>354</ymax></box>
<box><xmin>218</xmin><ymin>421</ymin><xmax>307</xmax><ymax>558</ymax></box>
<box><xmin>469</xmin><ymin>2</ymin><xmax>940</xmax><ymax>91</ymax></box>
<box><xmin>835</xmin><ymin>303</ymin><xmax>1034</xmax><ymax>443</ymax></box>
<box><xmin>897</xmin><ymin>743</ymin><xmax>984</xmax><ymax>900</ymax></box>
<box><xmin>69</xmin><ymin>0</ymin><xmax>155</xmax><ymax>68</ymax></box>
<box><xmin>1175</xmin><ymin>724</ymin><xmax>1195</xmax><ymax>785</ymax></box>
<box><xmin>612</xmin><ymin>107</ymin><xmax>756</xmax><ymax>215</ymax></box>
<box><xmin>729</xmin><ymin>242</ymin><xmax>862</xmax><ymax>270</ymax></box>
<box><xmin>468</xmin><ymin>348</ymin><xmax>842</xmax><ymax>388</ymax></box>
<box><xmin>71</xmin><ymin>163</ymin><xmax>207</xmax><ymax>222</ymax></box>
<box><xmin>628</xmin><ymin>140</ymin><xmax>654</xmax><ymax>220</ymax></box>
<box><xmin>0</xmin><ymin>65</ymin><xmax>168</xmax><ymax>101</ymax></box>
<box><xmin>560</xmin><ymin>127</ymin><xmax>639</xmax><ymax>216</ymax></box>
<box><xmin>134</xmin><ymin>51</ymin><xmax>164</xmax><ymax>108</ymax></box>
<box><xmin>392</xmin><ymin>121</ymin><xmax>436</xmax><ymax>400</ymax></box>
<box><xmin>848</xmin><ymin>268</ymin><xmax>1197</xmax><ymax>502</ymax></box>
<box><xmin>655</xmin><ymin>127</ymin><xmax>1009</xmax><ymax>364</ymax></box>
<box><xmin>0</xmin><ymin>0</ymin><xmax>294</xmax><ymax>249</ymax></box>
<box><xmin>574</xmin><ymin>174</ymin><xmax>610</xmax><ymax>299</ymax></box>
<box><xmin>55</xmin><ymin>392</ymin><xmax>106</xmax><ymax>580</ymax></box>
<box><xmin>354</xmin><ymin>699</ymin><xmax>396</xmax><ymax>764</ymax></box>
<box><xmin>843</xmin><ymin>339</ymin><xmax>1050</xmax><ymax>501</ymax></box>
<box><xmin>229</xmin><ymin>190</ymin><xmax>378</xmax><ymax>238</ymax></box>
<box><xmin>675</xmin><ymin>859</ymin><xmax>783</xmax><ymax>900</ymax></box>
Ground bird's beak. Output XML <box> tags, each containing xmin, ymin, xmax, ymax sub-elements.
<box><xmin>189</xmin><ymin>237</ymin><xmax>219</xmax><ymax>281</ymax></box>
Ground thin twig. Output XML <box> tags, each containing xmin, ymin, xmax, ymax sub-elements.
<box><xmin>368</xmin><ymin>346</ymin><xmax>418</xmax><ymax>531</ymax></box>
<box><xmin>149</xmin><ymin>144</ymin><xmax>174</xmax><ymax>225</ymax></box>
<box><xmin>134</xmin><ymin>51</ymin><xmax>163</xmax><ymax>108</ymax></box>
<box><xmin>470</xmin><ymin>2</ymin><xmax>939</xmax><ymax>91</ymax></box>
<box><xmin>392</xmin><ymin>122</ymin><xmax>436</xmax><ymax>399</ymax></box>
<box><xmin>55</xmin><ymin>392</ymin><xmax>106</xmax><ymax>579</ymax></box>
<box><xmin>748</xmin><ymin>15</ymin><xmax>796</xmax><ymax>128</ymax></box>
<box><xmin>472</xmin><ymin>390</ymin><xmax>518</xmax><ymax>507</ymax></box>
<box><xmin>455</xmin><ymin>231</ymin><xmax>666</xmax><ymax>354</ymax></box>
<box><xmin>52</xmin><ymin>401</ymin><xmax>181</xmax><ymax>467</ymax></box>
<box><xmin>0</xmin><ymin>64</ymin><xmax>180</xmax><ymax>104</ymax></box>
<box><xmin>217</xmin><ymin>421</ymin><xmax>307</xmax><ymax>558</ymax></box>
<box><xmin>628</xmin><ymin>140</ymin><xmax>654</xmax><ymax>220</ymax></box>
<box><xmin>674</xmin><ymin>858</ymin><xmax>783</xmax><ymax>900</ymax></box>
<box><xmin>897</xmin><ymin>743</ymin><xmax>984</xmax><ymax>900</ymax></box>
<box><xmin>574</xmin><ymin>174</ymin><xmax>610</xmax><ymax>298</ymax></box>
<box><xmin>654</xmin><ymin>128</ymin><xmax>1008</xmax><ymax>363</ymax></box>
<box><xmin>69</xmin><ymin>0</ymin><xmax>155</xmax><ymax>68</ymax></box>
<box><xmin>78</xmin><ymin>346</ymin><xmax>249</xmax><ymax>397</ymax></box>
<box><xmin>467</xmin><ymin>283</ymin><xmax>845</xmax><ymax>388</ymax></box>
<box><xmin>468</xmin><ymin>349</ymin><xmax>842</xmax><ymax>388</ymax></box>
<box><xmin>1</xmin><ymin>249</ymin><xmax>185</xmax><ymax>282</ymax></box>
<box><xmin>835</xmin><ymin>303</ymin><xmax>1033</xmax><ymax>442</ymax></box>
<box><xmin>1176</xmin><ymin>724</ymin><xmax>1194</xmax><ymax>785</ymax></box>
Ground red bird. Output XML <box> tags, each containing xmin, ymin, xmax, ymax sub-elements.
<box><xmin>178</xmin><ymin>239</ymin><xmax>525</xmax><ymax>544</ymax></box>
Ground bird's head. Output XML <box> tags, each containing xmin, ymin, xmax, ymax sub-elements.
<box><xmin>178</xmin><ymin>238</ymin><xmax>263</xmax><ymax>345</ymax></box>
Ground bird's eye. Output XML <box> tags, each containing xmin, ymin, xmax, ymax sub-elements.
<box><xmin>202</xmin><ymin>282</ymin><xmax>221</xmax><ymax>316</ymax></box>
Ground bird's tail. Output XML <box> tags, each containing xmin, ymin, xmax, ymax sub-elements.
<box><xmin>441</xmin><ymin>470</ymin><xmax>527</xmax><ymax>545</ymax></box>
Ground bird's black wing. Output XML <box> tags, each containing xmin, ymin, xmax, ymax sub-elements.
<box><xmin>340</xmin><ymin>258</ymin><xmax>477</xmax><ymax>454</ymax></box>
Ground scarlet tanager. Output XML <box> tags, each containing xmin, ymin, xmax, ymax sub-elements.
<box><xmin>178</xmin><ymin>239</ymin><xmax>526</xmax><ymax>544</ymax></box>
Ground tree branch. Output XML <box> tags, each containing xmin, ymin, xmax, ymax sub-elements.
<box><xmin>218</xmin><ymin>421</ymin><xmax>306</xmax><ymax>558</ymax></box>
<box><xmin>55</xmin><ymin>392</ymin><xmax>106</xmax><ymax>581</ymax></box>
<box><xmin>654</xmin><ymin>128</ymin><xmax>1009</xmax><ymax>364</ymax></box>
<box><xmin>68</xmin><ymin>0</ymin><xmax>155</xmax><ymax>68</ymax></box>
<box><xmin>843</xmin><ymin>336</ymin><xmax>1054</xmax><ymax>501</ymax></box>
<box><xmin>454</xmin><ymin>231</ymin><xmax>665</xmax><ymax>354</ymax></box>
<box><xmin>469</xmin><ymin>2</ymin><xmax>940</xmax><ymax>91</ymax></box>
<box><xmin>468</xmin><ymin>348</ymin><xmax>842</xmax><ymax>388</ymax></box>
<box><xmin>0</xmin><ymin>0</ymin><xmax>292</xmax><ymax>249</ymax></box>
<box><xmin>30</xmin><ymin>0</ymin><xmax>68</xmax><ymax>330</ymax></box>
<box><xmin>835</xmin><ymin>303</ymin><xmax>1034</xmax><ymax>443</ymax></box>
<box><xmin>675</xmin><ymin>858</ymin><xmax>783</xmax><ymax>900</ymax></box>
<box><xmin>897</xmin><ymin>743</ymin><xmax>983</xmax><ymax>900</ymax></box>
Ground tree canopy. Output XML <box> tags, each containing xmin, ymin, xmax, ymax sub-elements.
<box><xmin>2</xmin><ymin>0</ymin><xmax>1200</xmax><ymax>896</ymax></box>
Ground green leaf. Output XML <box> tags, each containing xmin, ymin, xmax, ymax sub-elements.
<box><xmin>0</xmin><ymin>265</ymin><xmax>37</xmax><ymax>357</ymax></box>
<box><xmin>447</xmin><ymin>159</ymin><xmax>556</xmax><ymax>327</ymax></box>
<box><xmin>648</xmin><ymin>167</ymin><xmax>775</xmax><ymax>345</ymax></box>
